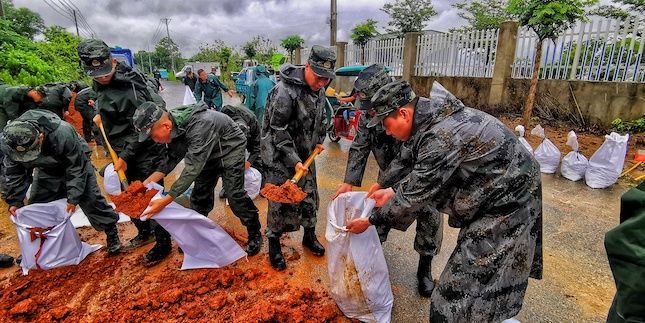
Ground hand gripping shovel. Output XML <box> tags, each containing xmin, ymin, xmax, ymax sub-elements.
<box><xmin>93</xmin><ymin>115</ymin><xmax>129</xmax><ymax>189</ymax></box>
<box><xmin>261</xmin><ymin>146</ymin><xmax>323</xmax><ymax>204</ymax></box>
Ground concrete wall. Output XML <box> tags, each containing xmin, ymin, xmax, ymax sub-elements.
<box><xmin>410</xmin><ymin>76</ymin><xmax>645</xmax><ymax>127</ymax></box>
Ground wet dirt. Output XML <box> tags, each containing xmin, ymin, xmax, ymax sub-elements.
<box><xmin>109</xmin><ymin>181</ymin><xmax>158</xmax><ymax>218</ymax></box>
<box><xmin>261</xmin><ymin>181</ymin><xmax>308</xmax><ymax>204</ymax></box>
<box><xmin>64</xmin><ymin>104</ymin><xmax>84</xmax><ymax>138</ymax></box>
<box><xmin>0</xmin><ymin>224</ymin><xmax>347</xmax><ymax>322</ymax></box>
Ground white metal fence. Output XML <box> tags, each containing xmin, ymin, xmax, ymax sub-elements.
<box><xmin>345</xmin><ymin>37</ymin><xmax>405</xmax><ymax>76</ymax></box>
<box><xmin>415</xmin><ymin>29</ymin><xmax>499</xmax><ymax>77</ymax></box>
<box><xmin>512</xmin><ymin>17</ymin><xmax>645</xmax><ymax>82</ymax></box>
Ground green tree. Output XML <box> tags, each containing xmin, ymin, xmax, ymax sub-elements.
<box><xmin>351</xmin><ymin>19</ymin><xmax>380</xmax><ymax>65</ymax></box>
<box><xmin>280</xmin><ymin>35</ymin><xmax>305</xmax><ymax>63</ymax></box>
<box><xmin>453</xmin><ymin>0</ymin><xmax>516</xmax><ymax>31</ymax></box>
<box><xmin>381</xmin><ymin>0</ymin><xmax>437</xmax><ymax>34</ymax></box>
<box><xmin>508</xmin><ymin>0</ymin><xmax>598</xmax><ymax>127</ymax></box>
<box><xmin>1</xmin><ymin>0</ymin><xmax>44</xmax><ymax>39</ymax></box>
<box><xmin>154</xmin><ymin>36</ymin><xmax>181</xmax><ymax>71</ymax></box>
<box><xmin>243</xmin><ymin>41</ymin><xmax>257</xmax><ymax>60</ymax></box>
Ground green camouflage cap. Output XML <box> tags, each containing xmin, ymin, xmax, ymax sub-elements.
<box><xmin>77</xmin><ymin>39</ymin><xmax>113</xmax><ymax>77</ymax></box>
<box><xmin>133</xmin><ymin>102</ymin><xmax>165</xmax><ymax>142</ymax></box>
<box><xmin>308</xmin><ymin>45</ymin><xmax>336</xmax><ymax>79</ymax></box>
<box><xmin>354</xmin><ymin>64</ymin><xmax>391</xmax><ymax>111</ymax></box>
<box><xmin>366</xmin><ymin>80</ymin><xmax>416</xmax><ymax>128</ymax></box>
<box><xmin>1</xmin><ymin>120</ymin><xmax>41</xmax><ymax>162</ymax></box>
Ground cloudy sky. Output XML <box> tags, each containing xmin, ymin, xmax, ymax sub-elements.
<box><xmin>14</xmin><ymin>0</ymin><xmax>470</xmax><ymax>57</ymax></box>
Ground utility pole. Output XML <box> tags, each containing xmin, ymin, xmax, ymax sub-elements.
<box><xmin>72</xmin><ymin>10</ymin><xmax>80</xmax><ymax>37</ymax></box>
<box><xmin>162</xmin><ymin>18</ymin><xmax>175</xmax><ymax>72</ymax></box>
<box><xmin>330</xmin><ymin>0</ymin><xmax>337</xmax><ymax>46</ymax></box>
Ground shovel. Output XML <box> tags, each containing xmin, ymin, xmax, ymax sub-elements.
<box><xmin>261</xmin><ymin>146</ymin><xmax>323</xmax><ymax>204</ymax></box>
<box><xmin>93</xmin><ymin>115</ymin><xmax>129</xmax><ymax>189</ymax></box>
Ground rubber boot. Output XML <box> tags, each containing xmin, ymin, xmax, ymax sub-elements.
<box><xmin>302</xmin><ymin>228</ymin><xmax>325</xmax><ymax>256</ymax></box>
<box><xmin>417</xmin><ymin>255</ymin><xmax>435</xmax><ymax>297</ymax></box>
<box><xmin>105</xmin><ymin>225</ymin><xmax>122</xmax><ymax>255</ymax></box>
<box><xmin>268</xmin><ymin>237</ymin><xmax>286</xmax><ymax>271</ymax></box>
<box><xmin>0</xmin><ymin>254</ymin><xmax>14</xmax><ymax>268</ymax></box>
<box><xmin>246</xmin><ymin>228</ymin><xmax>262</xmax><ymax>256</ymax></box>
<box><xmin>143</xmin><ymin>235</ymin><xmax>172</xmax><ymax>267</ymax></box>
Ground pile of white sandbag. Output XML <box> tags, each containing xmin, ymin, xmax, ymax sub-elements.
<box><xmin>514</xmin><ymin>124</ymin><xmax>629</xmax><ymax>188</ymax></box>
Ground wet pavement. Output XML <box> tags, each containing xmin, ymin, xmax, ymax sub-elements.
<box><xmin>0</xmin><ymin>80</ymin><xmax>629</xmax><ymax>322</ymax></box>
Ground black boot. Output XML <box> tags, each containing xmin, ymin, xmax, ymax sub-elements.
<box><xmin>0</xmin><ymin>254</ymin><xmax>14</xmax><ymax>268</ymax></box>
<box><xmin>417</xmin><ymin>255</ymin><xmax>435</xmax><ymax>297</ymax></box>
<box><xmin>268</xmin><ymin>237</ymin><xmax>286</xmax><ymax>271</ymax></box>
<box><xmin>123</xmin><ymin>231</ymin><xmax>155</xmax><ymax>250</ymax></box>
<box><xmin>105</xmin><ymin>225</ymin><xmax>122</xmax><ymax>255</ymax></box>
<box><xmin>143</xmin><ymin>234</ymin><xmax>171</xmax><ymax>267</ymax></box>
<box><xmin>302</xmin><ymin>228</ymin><xmax>325</xmax><ymax>256</ymax></box>
<box><xmin>246</xmin><ymin>228</ymin><xmax>262</xmax><ymax>256</ymax></box>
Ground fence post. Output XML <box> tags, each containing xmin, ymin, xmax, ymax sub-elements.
<box><xmin>489</xmin><ymin>21</ymin><xmax>519</xmax><ymax>106</ymax></box>
<box><xmin>295</xmin><ymin>47</ymin><xmax>302</xmax><ymax>65</ymax></box>
<box><xmin>336</xmin><ymin>42</ymin><xmax>347</xmax><ymax>68</ymax></box>
<box><xmin>403</xmin><ymin>32</ymin><xmax>422</xmax><ymax>81</ymax></box>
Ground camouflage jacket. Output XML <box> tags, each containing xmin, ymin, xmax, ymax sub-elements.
<box><xmin>373</xmin><ymin>82</ymin><xmax>542</xmax><ymax>231</ymax></box>
<box><xmin>36</xmin><ymin>83</ymin><xmax>72</xmax><ymax>119</ymax></box>
<box><xmin>344</xmin><ymin>113</ymin><xmax>401</xmax><ymax>186</ymax></box>
<box><xmin>260</xmin><ymin>64</ymin><xmax>326</xmax><ymax>182</ymax></box>
<box><xmin>159</xmin><ymin>102</ymin><xmax>246</xmax><ymax>198</ymax></box>
<box><xmin>93</xmin><ymin>62</ymin><xmax>166</xmax><ymax>163</ymax></box>
<box><xmin>1</xmin><ymin>110</ymin><xmax>91</xmax><ymax>207</ymax></box>
<box><xmin>0</xmin><ymin>86</ymin><xmax>36</xmax><ymax>131</ymax></box>
<box><xmin>220</xmin><ymin>104</ymin><xmax>262</xmax><ymax>168</ymax></box>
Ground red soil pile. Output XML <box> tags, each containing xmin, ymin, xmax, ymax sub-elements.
<box><xmin>0</xmin><ymin>241</ymin><xmax>346</xmax><ymax>322</ymax></box>
<box><xmin>261</xmin><ymin>181</ymin><xmax>308</xmax><ymax>204</ymax></box>
<box><xmin>110</xmin><ymin>181</ymin><xmax>158</xmax><ymax>218</ymax></box>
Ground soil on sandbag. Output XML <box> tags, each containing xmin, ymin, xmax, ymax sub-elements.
<box><xmin>261</xmin><ymin>181</ymin><xmax>307</xmax><ymax>204</ymax></box>
<box><xmin>109</xmin><ymin>181</ymin><xmax>158</xmax><ymax>218</ymax></box>
<box><xmin>64</xmin><ymin>105</ymin><xmax>84</xmax><ymax>138</ymax></box>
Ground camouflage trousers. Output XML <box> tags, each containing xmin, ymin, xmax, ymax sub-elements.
<box><xmin>29</xmin><ymin>164</ymin><xmax>118</xmax><ymax>232</ymax></box>
<box><xmin>190</xmin><ymin>144</ymin><xmax>261</xmax><ymax>231</ymax></box>
<box><xmin>376</xmin><ymin>206</ymin><xmax>443</xmax><ymax>256</ymax></box>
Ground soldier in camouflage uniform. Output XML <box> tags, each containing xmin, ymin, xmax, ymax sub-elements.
<box><xmin>0</xmin><ymin>85</ymin><xmax>39</xmax><ymax>131</ymax></box>
<box><xmin>73</xmin><ymin>87</ymin><xmax>101</xmax><ymax>144</ymax></box>
<box><xmin>133</xmin><ymin>101</ymin><xmax>263</xmax><ymax>256</ymax></box>
<box><xmin>261</xmin><ymin>46</ymin><xmax>335</xmax><ymax>270</ymax></box>
<box><xmin>0</xmin><ymin>110</ymin><xmax>122</xmax><ymax>254</ymax></box>
<box><xmin>78</xmin><ymin>39</ymin><xmax>171</xmax><ymax>266</ymax></box>
<box><xmin>347</xmin><ymin>80</ymin><xmax>543</xmax><ymax>322</ymax></box>
<box><xmin>219</xmin><ymin>104</ymin><xmax>263</xmax><ymax>198</ymax></box>
<box><xmin>332</xmin><ymin>64</ymin><xmax>443</xmax><ymax>297</ymax></box>
<box><xmin>31</xmin><ymin>83</ymin><xmax>73</xmax><ymax>119</ymax></box>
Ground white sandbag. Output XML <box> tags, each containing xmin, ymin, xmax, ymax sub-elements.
<box><xmin>139</xmin><ymin>183</ymin><xmax>246</xmax><ymax>270</ymax></box>
<box><xmin>245</xmin><ymin>167</ymin><xmax>262</xmax><ymax>199</ymax></box>
<box><xmin>560</xmin><ymin>131</ymin><xmax>588</xmax><ymax>181</ymax></box>
<box><xmin>182</xmin><ymin>85</ymin><xmax>197</xmax><ymax>105</ymax></box>
<box><xmin>103</xmin><ymin>163</ymin><xmax>121</xmax><ymax>195</ymax></box>
<box><xmin>12</xmin><ymin>200</ymin><xmax>102</xmax><ymax>275</ymax></box>
<box><xmin>531</xmin><ymin>125</ymin><xmax>561</xmax><ymax>173</ymax></box>
<box><xmin>585</xmin><ymin>132</ymin><xmax>630</xmax><ymax>189</ymax></box>
<box><xmin>515</xmin><ymin>125</ymin><xmax>533</xmax><ymax>154</ymax></box>
<box><xmin>326</xmin><ymin>192</ymin><xmax>393</xmax><ymax>323</ymax></box>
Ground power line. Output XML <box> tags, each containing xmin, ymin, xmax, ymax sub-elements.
<box><xmin>56</xmin><ymin>0</ymin><xmax>95</xmax><ymax>38</ymax></box>
<box><xmin>59</xmin><ymin>0</ymin><xmax>97</xmax><ymax>37</ymax></box>
<box><xmin>43</xmin><ymin>0</ymin><xmax>73</xmax><ymax>22</ymax></box>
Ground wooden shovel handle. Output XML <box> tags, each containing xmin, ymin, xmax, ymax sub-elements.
<box><xmin>291</xmin><ymin>146</ymin><xmax>323</xmax><ymax>183</ymax></box>
<box><xmin>94</xmin><ymin>116</ymin><xmax>129</xmax><ymax>186</ymax></box>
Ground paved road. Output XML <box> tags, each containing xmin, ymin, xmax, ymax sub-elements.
<box><xmin>0</xmin><ymin>80</ymin><xmax>627</xmax><ymax>322</ymax></box>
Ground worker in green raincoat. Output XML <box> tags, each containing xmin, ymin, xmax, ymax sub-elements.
<box><xmin>250</xmin><ymin>65</ymin><xmax>275</xmax><ymax>126</ymax></box>
<box><xmin>605</xmin><ymin>181</ymin><xmax>645</xmax><ymax>322</ymax></box>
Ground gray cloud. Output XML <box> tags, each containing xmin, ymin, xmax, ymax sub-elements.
<box><xmin>16</xmin><ymin>0</ymin><xmax>467</xmax><ymax>57</ymax></box>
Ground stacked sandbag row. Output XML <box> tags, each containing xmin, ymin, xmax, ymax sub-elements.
<box><xmin>515</xmin><ymin>124</ymin><xmax>629</xmax><ymax>189</ymax></box>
